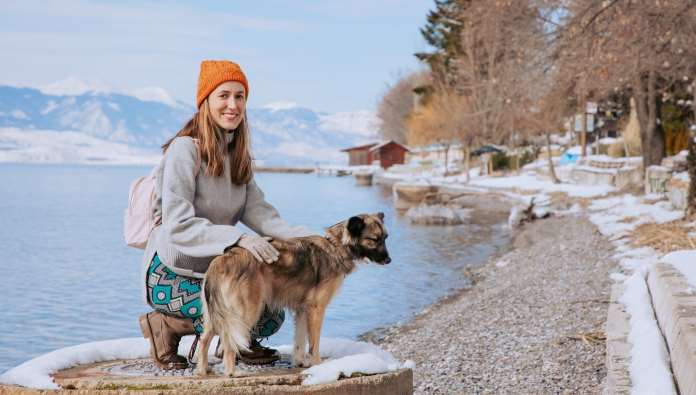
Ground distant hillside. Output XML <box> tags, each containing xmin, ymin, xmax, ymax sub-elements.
<box><xmin>0</xmin><ymin>83</ymin><xmax>378</xmax><ymax>166</ymax></box>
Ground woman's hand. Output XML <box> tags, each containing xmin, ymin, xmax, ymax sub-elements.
<box><xmin>237</xmin><ymin>234</ymin><xmax>279</xmax><ymax>264</ymax></box>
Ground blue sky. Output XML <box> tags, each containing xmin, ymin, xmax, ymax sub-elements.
<box><xmin>1</xmin><ymin>0</ymin><xmax>433</xmax><ymax>112</ymax></box>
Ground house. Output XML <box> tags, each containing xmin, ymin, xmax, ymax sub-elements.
<box><xmin>341</xmin><ymin>140</ymin><xmax>410</xmax><ymax>168</ymax></box>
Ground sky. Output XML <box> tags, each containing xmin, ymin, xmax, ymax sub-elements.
<box><xmin>0</xmin><ymin>0</ymin><xmax>434</xmax><ymax>113</ymax></box>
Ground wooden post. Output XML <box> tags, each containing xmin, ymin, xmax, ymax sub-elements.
<box><xmin>581</xmin><ymin>110</ymin><xmax>588</xmax><ymax>157</ymax></box>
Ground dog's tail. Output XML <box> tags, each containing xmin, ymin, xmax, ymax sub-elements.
<box><xmin>202</xmin><ymin>276</ymin><xmax>251</xmax><ymax>354</ymax></box>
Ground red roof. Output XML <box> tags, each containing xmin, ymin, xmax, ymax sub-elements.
<box><xmin>341</xmin><ymin>140</ymin><xmax>410</xmax><ymax>153</ymax></box>
<box><xmin>340</xmin><ymin>143</ymin><xmax>378</xmax><ymax>152</ymax></box>
<box><xmin>368</xmin><ymin>140</ymin><xmax>410</xmax><ymax>152</ymax></box>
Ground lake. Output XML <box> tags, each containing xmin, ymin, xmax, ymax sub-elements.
<box><xmin>0</xmin><ymin>164</ymin><xmax>509</xmax><ymax>373</ymax></box>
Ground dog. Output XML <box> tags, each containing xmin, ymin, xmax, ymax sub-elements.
<box><xmin>195</xmin><ymin>212</ymin><xmax>391</xmax><ymax>377</ymax></box>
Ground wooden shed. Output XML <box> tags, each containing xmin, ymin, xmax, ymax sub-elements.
<box><xmin>341</xmin><ymin>140</ymin><xmax>410</xmax><ymax>168</ymax></box>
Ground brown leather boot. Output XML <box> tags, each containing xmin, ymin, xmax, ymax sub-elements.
<box><xmin>139</xmin><ymin>312</ymin><xmax>194</xmax><ymax>370</ymax></box>
<box><xmin>214</xmin><ymin>338</ymin><xmax>280</xmax><ymax>365</ymax></box>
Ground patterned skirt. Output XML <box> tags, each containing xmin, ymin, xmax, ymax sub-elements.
<box><xmin>146</xmin><ymin>253</ymin><xmax>285</xmax><ymax>338</ymax></box>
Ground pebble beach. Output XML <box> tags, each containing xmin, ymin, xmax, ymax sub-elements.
<box><xmin>365</xmin><ymin>198</ymin><xmax>616</xmax><ymax>394</ymax></box>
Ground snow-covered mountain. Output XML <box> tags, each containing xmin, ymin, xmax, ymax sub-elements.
<box><xmin>0</xmin><ymin>83</ymin><xmax>378</xmax><ymax>166</ymax></box>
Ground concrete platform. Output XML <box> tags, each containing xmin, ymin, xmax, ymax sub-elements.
<box><xmin>570</xmin><ymin>166</ymin><xmax>642</xmax><ymax>189</ymax></box>
<box><xmin>392</xmin><ymin>182</ymin><xmax>438</xmax><ymax>210</ymax></box>
<box><xmin>666</xmin><ymin>178</ymin><xmax>689</xmax><ymax>210</ymax></box>
<box><xmin>647</xmin><ymin>263</ymin><xmax>696</xmax><ymax>395</ymax></box>
<box><xmin>604</xmin><ymin>282</ymin><xmax>632</xmax><ymax>395</ymax></box>
<box><xmin>0</xmin><ymin>358</ymin><xmax>413</xmax><ymax>394</ymax></box>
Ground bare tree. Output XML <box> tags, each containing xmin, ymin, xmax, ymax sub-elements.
<box><xmin>376</xmin><ymin>73</ymin><xmax>427</xmax><ymax>144</ymax></box>
<box><xmin>557</xmin><ymin>0</ymin><xmax>696</xmax><ymax>166</ymax></box>
<box><xmin>406</xmin><ymin>85</ymin><xmax>471</xmax><ymax>176</ymax></box>
<box><xmin>451</xmin><ymin>0</ymin><xmax>548</xmax><ymax>146</ymax></box>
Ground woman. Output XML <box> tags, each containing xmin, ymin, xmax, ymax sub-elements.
<box><xmin>139</xmin><ymin>60</ymin><xmax>308</xmax><ymax>370</ymax></box>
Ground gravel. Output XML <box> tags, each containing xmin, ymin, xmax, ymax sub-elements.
<box><xmin>374</xmin><ymin>214</ymin><xmax>615</xmax><ymax>394</ymax></box>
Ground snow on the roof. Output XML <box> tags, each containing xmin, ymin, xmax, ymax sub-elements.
<box><xmin>368</xmin><ymin>140</ymin><xmax>409</xmax><ymax>152</ymax></box>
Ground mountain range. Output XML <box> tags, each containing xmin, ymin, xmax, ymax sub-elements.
<box><xmin>0</xmin><ymin>80</ymin><xmax>378</xmax><ymax>166</ymax></box>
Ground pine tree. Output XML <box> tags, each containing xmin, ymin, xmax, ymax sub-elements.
<box><xmin>415</xmin><ymin>0</ymin><xmax>468</xmax><ymax>87</ymax></box>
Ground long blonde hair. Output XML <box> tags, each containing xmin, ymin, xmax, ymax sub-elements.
<box><xmin>162</xmin><ymin>99</ymin><xmax>253</xmax><ymax>185</ymax></box>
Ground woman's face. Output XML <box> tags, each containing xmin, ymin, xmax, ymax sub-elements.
<box><xmin>208</xmin><ymin>81</ymin><xmax>246</xmax><ymax>131</ymax></box>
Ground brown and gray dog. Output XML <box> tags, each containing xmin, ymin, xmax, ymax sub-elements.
<box><xmin>195</xmin><ymin>213</ymin><xmax>390</xmax><ymax>377</ymax></box>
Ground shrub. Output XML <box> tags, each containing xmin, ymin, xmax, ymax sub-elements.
<box><xmin>518</xmin><ymin>149</ymin><xmax>537</xmax><ymax>167</ymax></box>
<box><xmin>607</xmin><ymin>141</ymin><xmax>626</xmax><ymax>158</ymax></box>
<box><xmin>491</xmin><ymin>152</ymin><xmax>510</xmax><ymax>170</ymax></box>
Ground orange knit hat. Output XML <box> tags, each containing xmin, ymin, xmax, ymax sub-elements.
<box><xmin>196</xmin><ymin>60</ymin><xmax>249</xmax><ymax>108</ymax></box>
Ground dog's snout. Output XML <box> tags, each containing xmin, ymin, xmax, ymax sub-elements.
<box><xmin>384</xmin><ymin>256</ymin><xmax>391</xmax><ymax>264</ymax></box>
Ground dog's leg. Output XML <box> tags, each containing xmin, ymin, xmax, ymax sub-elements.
<box><xmin>306</xmin><ymin>304</ymin><xmax>327</xmax><ymax>366</ymax></box>
<box><xmin>292</xmin><ymin>309</ymin><xmax>308</xmax><ymax>367</ymax></box>
<box><xmin>220</xmin><ymin>331</ymin><xmax>237</xmax><ymax>377</ymax></box>
<box><xmin>195</xmin><ymin>329</ymin><xmax>215</xmax><ymax>376</ymax></box>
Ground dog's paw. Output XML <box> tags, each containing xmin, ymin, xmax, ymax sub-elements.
<box><xmin>195</xmin><ymin>366</ymin><xmax>208</xmax><ymax>377</ymax></box>
<box><xmin>309</xmin><ymin>355</ymin><xmax>322</xmax><ymax>366</ymax></box>
<box><xmin>292</xmin><ymin>354</ymin><xmax>308</xmax><ymax>368</ymax></box>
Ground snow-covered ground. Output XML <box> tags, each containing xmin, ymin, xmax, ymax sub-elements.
<box><xmin>0</xmin><ymin>336</ymin><xmax>413</xmax><ymax>389</ymax></box>
<box><xmin>382</xmin><ymin>157</ymin><xmax>689</xmax><ymax>394</ymax></box>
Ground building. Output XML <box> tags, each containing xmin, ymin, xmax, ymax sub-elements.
<box><xmin>341</xmin><ymin>140</ymin><xmax>410</xmax><ymax>168</ymax></box>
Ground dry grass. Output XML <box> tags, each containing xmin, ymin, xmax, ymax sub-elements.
<box><xmin>618</xmin><ymin>216</ymin><xmax>639</xmax><ymax>224</ymax></box>
<box><xmin>630</xmin><ymin>220</ymin><xmax>696</xmax><ymax>253</ymax></box>
<box><xmin>567</xmin><ymin>331</ymin><xmax>606</xmax><ymax>346</ymax></box>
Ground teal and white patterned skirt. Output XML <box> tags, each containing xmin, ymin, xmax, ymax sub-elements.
<box><xmin>146</xmin><ymin>253</ymin><xmax>285</xmax><ymax>338</ymax></box>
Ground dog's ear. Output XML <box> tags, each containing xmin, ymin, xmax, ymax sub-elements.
<box><xmin>375</xmin><ymin>212</ymin><xmax>385</xmax><ymax>222</ymax></box>
<box><xmin>347</xmin><ymin>216</ymin><xmax>366</xmax><ymax>238</ymax></box>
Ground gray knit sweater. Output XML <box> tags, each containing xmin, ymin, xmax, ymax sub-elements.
<box><xmin>140</xmin><ymin>134</ymin><xmax>296</xmax><ymax>300</ymax></box>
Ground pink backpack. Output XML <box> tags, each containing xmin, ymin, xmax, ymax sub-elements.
<box><xmin>123</xmin><ymin>166</ymin><xmax>161</xmax><ymax>249</ymax></box>
<box><xmin>124</xmin><ymin>139</ymin><xmax>200</xmax><ymax>249</ymax></box>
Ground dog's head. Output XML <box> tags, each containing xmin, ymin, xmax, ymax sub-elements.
<box><xmin>342</xmin><ymin>212</ymin><xmax>391</xmax><ymax>265</ymax></box>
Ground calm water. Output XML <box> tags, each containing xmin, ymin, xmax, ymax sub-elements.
<box><xmin>0</xmin><ymin>164</ymin><xmax>508</xmax><ymax>373</ymax></box>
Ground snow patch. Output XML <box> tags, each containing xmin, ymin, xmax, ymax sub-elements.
<box><xmin>588</xmin><ymin>194</ymin><xmax>683</xmax><ymax>237</ymax></box>
<box><xmin>0</xmin><ymin>337</ymin><xmax>410</xmax><ymax>389</ymax></box>
<box><xmin>661</xmin><ymin>250</ymin><xmax>696</xmax><ymax>291</ymax></box>
<box><xmin>619</xmin><ymin>270</ymin><xmax>677</xmax><ymax>394</ymax></box>
<box><xmin>468</xmin><ymin>173</ymin><xmax>615</xmax><ymax>198</ymax></box>
<box><xmin>0</xmin><ymin>338</ymin><xmax>150</xmax><ymax>389</ymax></box>
<box><xmin>405</xmin><ymin>205</ymin><xmax>471</xmax><ymax>225</ymax></box>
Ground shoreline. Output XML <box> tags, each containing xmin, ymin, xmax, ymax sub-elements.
<box><xmin>360</xmin><ymin>191</ymin><xmax>515</xmax><ymax>344</ymax></box>
<box><xmin>254</xmin><ymin>166</ymin><xmax>315</xmax><ymax>174</ymax></box>
<box><xmin>363</xmin><ymin>203</ymin><xmax>615</xmax><ymax>394</ymax></box>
